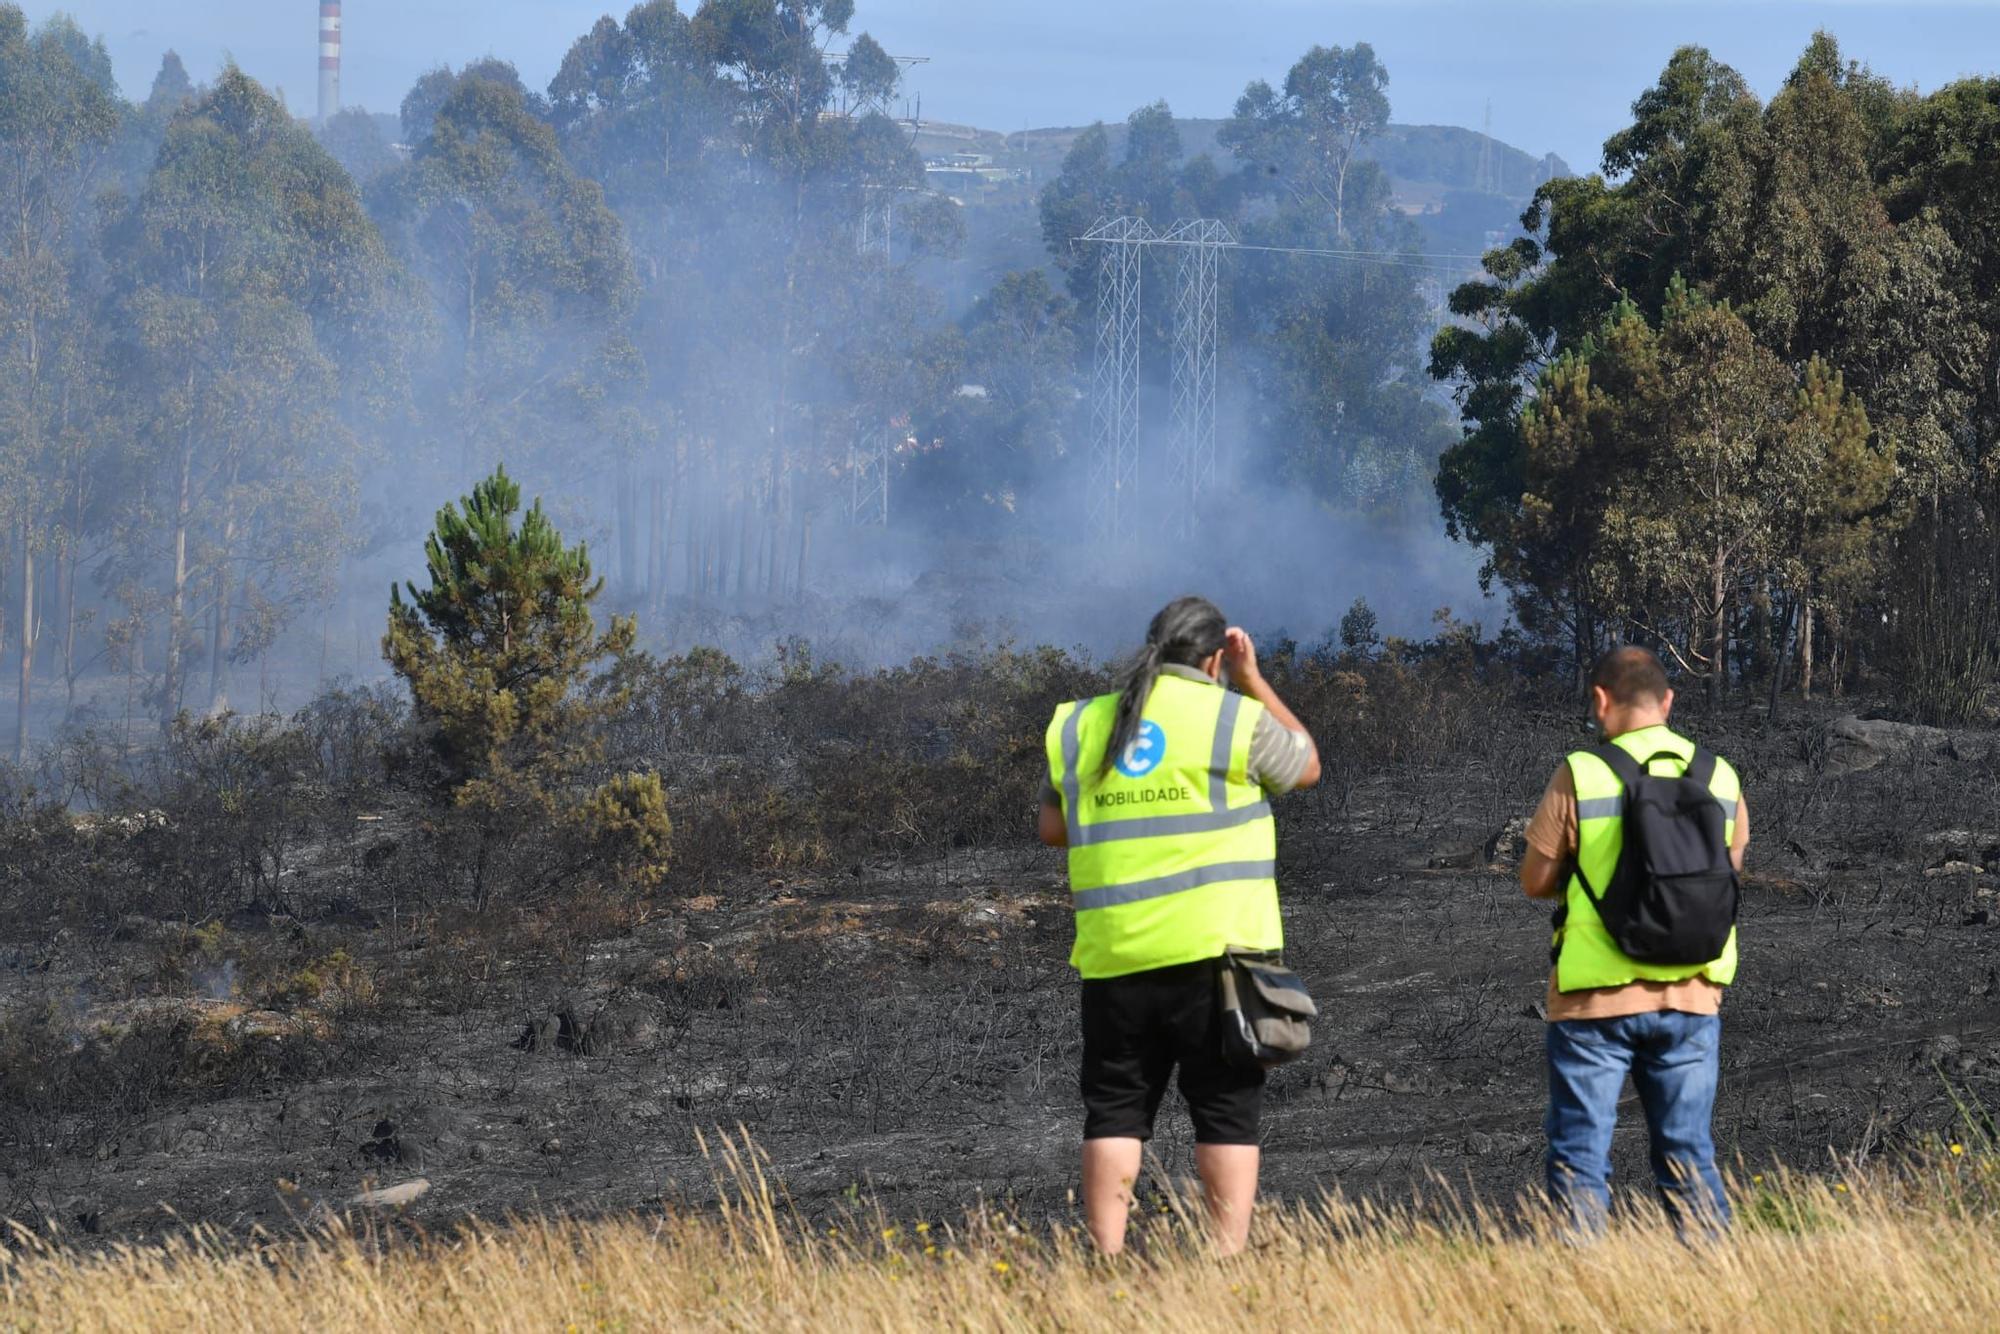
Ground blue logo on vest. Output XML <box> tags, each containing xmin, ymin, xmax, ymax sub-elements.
<box><xmin>1115</xmin><ymin>721</ymin><xmax>1167</xmax><ymax>779</ymax></box>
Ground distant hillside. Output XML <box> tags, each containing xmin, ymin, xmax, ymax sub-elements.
<box><xmin>910</xmin><ymin>116</ymin><xmax>1569</xmax><ymax>296</ymax></box>
<box><xmin>925</xmin><ymin>118</ymin><xmax>1570</xmax><ymax>203</ymax></box>
<box><xmin>1371</xmin><ymin>124</ymin><xmax>1568</xmax><ymax>198</ymax></box>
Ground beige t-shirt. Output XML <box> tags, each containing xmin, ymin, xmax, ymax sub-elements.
<box><xmin>1524</xmin><ymin>762</ymin><xmax>1749</xmax><ymax>1022</ymax></box>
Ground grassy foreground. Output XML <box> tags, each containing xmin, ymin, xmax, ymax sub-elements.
<box><xmin>4</xmin><ymin>1144</ymin><xmax>1999</xmax><ymax>1332</ymax></box>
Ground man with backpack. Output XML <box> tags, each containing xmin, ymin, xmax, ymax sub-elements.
<box><xmin>1518</xmin><ymin>645</ymin><xmax>1748</xmax><ymax>1232</ymax></box>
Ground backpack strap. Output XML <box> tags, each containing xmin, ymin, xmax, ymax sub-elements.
<box><xmin>1589</xmin><ymin>742</ymin><xmax>1646</xmax><ymax>790</ymax></box>
<box><xmin>1569</xmin><ymin>744</ymin><xmax>1643</xmax><ymax>909</ymax></box>
<box><xmin>1684</xmin><ymin>747</ymin><xmax>1719</xmax><ymax>791</ymax></box>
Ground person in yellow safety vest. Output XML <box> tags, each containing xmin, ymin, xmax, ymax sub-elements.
<box><xmin>1038</xmin><ymin>596</ymin><xmax>1321</xmax><ymax>1256</ymax></box>
<box><xmin>1518</xmin><ymin>645</ymin><xmax>1748</xmax><ymax>1234</ymax></box>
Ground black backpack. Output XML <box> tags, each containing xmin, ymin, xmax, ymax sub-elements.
<box><xmin>1572</xmin><ymin>743</ymin><xmax>1739</xmax><ymax>967</ymax></box>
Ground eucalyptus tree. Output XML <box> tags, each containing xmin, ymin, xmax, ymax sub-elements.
<box><xmin>1219</xmin><ymin>44</ymin><xmax>1450</xmax><ymax>513</ymax></box>
<box><xmin>544</xmin><ymin>1</ymin><xmax>927</xmax><ymax>603</ymax></box>
<box><xmin>0</xmin><ymin>8</ymin><xmax>119</xmax><ymax>756</ymax></box>
<box><xmin>103</xmin><ymin>69</ymin><xmax>400</xmax><ymax>719</ymax></box>
<box><xmin>371</xmin><ymin>58</ymin><xmax>637</xmax><ymax>553</ymax></box>
<box><xmin>1431</xmin><ymin>34</ymin><xmax>1970</xmax><ymax>696</ymax></box>
<box><xmin>1218</xmin><ymin>43</ymin><xmax>1391</xmax><ymax>242</ymax></box>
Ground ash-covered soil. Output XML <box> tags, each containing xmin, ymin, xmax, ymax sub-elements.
<box><xmin>4</xmin><ymin>707</ymin><xmax>1997</xmax><ymax>1241</ymax></box>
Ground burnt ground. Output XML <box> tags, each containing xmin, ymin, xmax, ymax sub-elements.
<box><xmin>3</xmin><ymin>704</ymin><xmax>1998</xmax><ymax>1241</ymax></box>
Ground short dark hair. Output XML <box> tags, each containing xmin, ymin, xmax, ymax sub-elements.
<box><xmin>1590</xmin><ymin>645</ymin><xmax>1670</xmax><ymax>705</ymax></box>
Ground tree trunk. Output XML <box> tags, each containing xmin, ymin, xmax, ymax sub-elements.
<box><xmin>794</xmin><ymin>508</ymin><xmax>812</xmax><ymax>600</ymax></box>
<box><xmin>1767</xmin><ymin>594</ymin><xmax>1796</xmax><ymax>722</ymax></box>
<box><xmin>32</xmin><ymin>549</ymin><xmax>48</xmax><ymax>676</ymax></box>
<box><xmin>15</xmin><ymin>533</ymin><xmax>34</xmax><ymax>764</ymax></box>
<box><xmin>473</xmin><ymin>837</ymin><xmax>489</xmax><ymax>914</ymax></box>
<box><xmin>713</xmin><ymin>495</ymin><xmax>730</xmax><ymax>598</ymax></box>
<box><xmin>164</xmin><ymin>427</ymin><xmax>195</xmax><ymax>726</ymax></box>
<box><xmin>758</xmin><ymin>494</ymin><xmax>775</xmax><ymax>599</ymax></box>
<box><xmin>684</xmin><ymin>491</ymin><xmax>701</xmax><ymax>598</ymax></box>
<box><xmin>0</xmin><ymin>550</ymin><xmax>10</xmax><ymax>717</ymax></box>
<box><xmin>733</xmin><ymin>498</ymin><xmax>751</xmax><ymax>600</ymax></box>
<box><xmin>208</xmin><ymin>473</ymin><xmax>239</xmax><ymax>712</ymax></box>
<box><xmin>647</xmin><ymin>473</ymin><xmax>664</xmax><ymax>609</ymax></box>
<box><xmin>461</xmin><ymin>254</ymin><xmax>480</xmax><ymax>476</ymax></box>
<box><xmin>59</xmin><ymin>529</ymin><xmax>77</xmax><ymax>715</ymax></box>
<box><xmin>693</xmin><ymin>484</ymin><xmax>709</xmax><ymax>598</ymax></box>
<box><xmin>1333</xmin><ymin>153</ymin><xmax>1348</xmax><ymax>244</ymax></box>
<box><xmin>617</xmin><ymin>456</ymin><xmax>636</xmax><ymax>595</ymax></box>
<box><xmin>1800</xmin><ymin>594</ymin><xmax>1815</xmax><ymax>701</ymax></box>
<box><xmin>1752</xmin><ymin>573</ymin><xmax>1772</xmax><ymax>692</ymax></box>
<box><xmin>123</xmin><ymin>640</ymin><xmax>136</xmax><ymax>747</ymax></box>
<box><xmin>1708</xmin><ymin>544</ymin><xmax>1727</xmax><ymax>708</ymax></box>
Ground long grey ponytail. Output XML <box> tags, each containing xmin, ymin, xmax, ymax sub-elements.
<box><xmin>1101</xmin><ymin>596</ymin><xmax>1227</xmax><ymax>776</ymax></box>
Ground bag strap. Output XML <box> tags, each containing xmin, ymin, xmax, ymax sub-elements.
<box><xmin>1573</xmin><ymin>743</ymin><xmax>1647</xmax><ymax>908</ymax></box>
<box><xmin>1684</xmin><ymin>747</ymin><xmax>1719</xmax><ymax>791</ymax></box>
<box><xmin>1589</xmin><ymin>742</ymin><xmax>1646</xmax><ymax>790</ymax></box>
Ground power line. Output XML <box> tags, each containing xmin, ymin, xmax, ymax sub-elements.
<box><xmin>1077</xmin><ymin>234</ymin><xmax>1489</xmax><ymax>271</ymax></box>
<box><xmin>1227</xmin><ymin>243</ymin><xmax>1481</xmax><ymax>270</ymax></box>
<box><xmin>1163</xmin><ymin>220</ymin><xmax>1232</xmax><ymax>539</ymax></box>
<box><xmin>1478</xmin><ymin>99</ymin><xmax>1496</xmax><ymax>195</ymax></box>
<box><xmin>1082</xmin><ymin>217</ymin><xmax>1151</xmax><ymax>544</ymax></box>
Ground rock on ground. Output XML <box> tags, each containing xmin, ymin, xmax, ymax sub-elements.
<box><xmin>1809</xmin><ymin>715</ymin><xmax>1990</xmax><ymax>777</ymax></box>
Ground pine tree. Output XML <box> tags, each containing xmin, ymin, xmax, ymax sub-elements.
<box><xmin>386</xmin><ymin>466</ymin><xmax>665</xmax><ymax>906</ymax></box>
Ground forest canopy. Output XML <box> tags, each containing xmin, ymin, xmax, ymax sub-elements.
<box><xmin>1</xmin><ymin>5</ymin><xmax>1997</xmax><ymax>766</ymax></box>
<box><xmin>1430</xmin><ymin>33</ymin><xmax>2000</xmax><ymax>719</ymax></box>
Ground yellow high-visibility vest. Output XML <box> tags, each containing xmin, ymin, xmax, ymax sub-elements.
<box><xmin>1045</xmin><ymin>673</ymin><xmax>1280</xmax><ymax>979</ymax></box>
<box><xmin>1557</xmin><ymin>724</ymin><xmax>1741</xmax><ymax>992</ymax></box>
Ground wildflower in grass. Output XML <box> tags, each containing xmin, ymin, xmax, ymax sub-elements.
<box><xmin>882</xmin><ymin>1227</ymin><xmax>900</xmax><ymax>1241</ymax></box>
<box><xmin>993</xmin><ymin>1260</ymin><xmax>1011</xmax><ymax>1275</ymax></box>
<box><xmin>1752</xmin><ymin>1174</ymin><xmax>1764</xmax><ymax>1185</ymax></box>
<box><xmin>914</xmin><ymin>1221</ymin><xmax>929</xmax><ymax>1234</ymax></box>
<box><xmin>1950</xmin><ymin>1143</ymin><xmax>1965</xmax><ymax>1156</ymax></box>
<box><xmin>1836</xmin><ymin>1183</ymin><xmax>1849</xmax><ymax>1194</ymax></box>
<box><xmin>924</xmin><ymin>1245</ymin><xmax>937</xmax><ymax>1257</ymax></box>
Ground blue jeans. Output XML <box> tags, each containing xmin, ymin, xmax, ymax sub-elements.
<box><xmin>1545</xmin><ymin>1011</ymin><xmax>1730</xmax><ymax>1232</ymax></box>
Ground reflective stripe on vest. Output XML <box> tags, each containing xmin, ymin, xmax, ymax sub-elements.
<box><xmin>1556</xmin><ymin>724</ymin><xmax>1742</xmax><ymax>993</ymax></box>
<box><xmin>1045</xmin><ymin>674</ymin><xmax>1280</xmax><ymax>979</ymax></box>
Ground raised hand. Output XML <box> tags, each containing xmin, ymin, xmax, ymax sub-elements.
<box><xmin>1222</xmin><ymin>626</ymin><xmax>1260</xmax><ymax>685</ymax></box>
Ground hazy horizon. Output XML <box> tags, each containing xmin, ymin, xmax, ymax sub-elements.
<box><xmin>27</xmin><ymin>1</ymin><xmax>2000</xmax><ymax>176</ymax></box>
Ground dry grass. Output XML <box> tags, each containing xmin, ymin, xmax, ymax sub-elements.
<box><xmin>4</xmin><ymin>1138</ymin><xmax>1999</xmax><ymax>1332</ymax></box>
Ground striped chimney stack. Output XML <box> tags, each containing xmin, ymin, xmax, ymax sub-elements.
<box><xmin>317</xmin><ymin>1</ymin><xmax>342</xmax><ymax>125</ymax></box>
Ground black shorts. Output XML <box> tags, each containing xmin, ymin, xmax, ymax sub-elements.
<box><xmin>1080</xmin><ymin>958</ymin><xmax>1265</xmax><ymax>1146</ymax></box>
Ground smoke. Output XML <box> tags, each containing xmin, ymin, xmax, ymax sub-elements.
<box><xmin>6</xmin><ymin>8</ymin><xmax>1504</xmax><ymax>748</ymax></box>
<box><xmin>194</xmin><ymin>958</ymin><xmax>239</xmax><ymax>1002</ymax></box>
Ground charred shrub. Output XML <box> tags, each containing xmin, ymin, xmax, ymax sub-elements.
<box><xmin>1887</xmin><ymin>495</ymin><xmax>2000</xmax><ymax>726</ymax></box>
<box><xmin>0</xmin><ymin>996</ymin><xmax>354</xmax><ymax>1168</ymax></box>
<box><xmin>635</xmin><ymin>644</ymin><xmax>1104</xmax><ymax>884</ymax></box>
<box><xmin>0</xmin><ymin>708</ymin><xmax>365</xmax><ymax>936</ymax></box>
<box><xmin>0</xmin><ymin>800</ymin><xmax>112</xmax><ymax>939</ymax></box>
<box><xmin>1265</xmin><ymin>624</ymin><xmax>1525</xmax><ymax>778</ymax></box>
<box><xmin>292</xmin><ymin>680</ymin><xmax>410</xmax><ymax>798</ymax></box>
<box><xmin>125</xmin><ymin>713</ymin><xmax>325</xmax><ymax>920</ymax></box>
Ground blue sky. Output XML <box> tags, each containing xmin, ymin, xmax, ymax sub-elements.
<box><xmin>26</xmin><ymin>1</ymin><xmax>2000</xmax><ymax>171</ymax></box>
